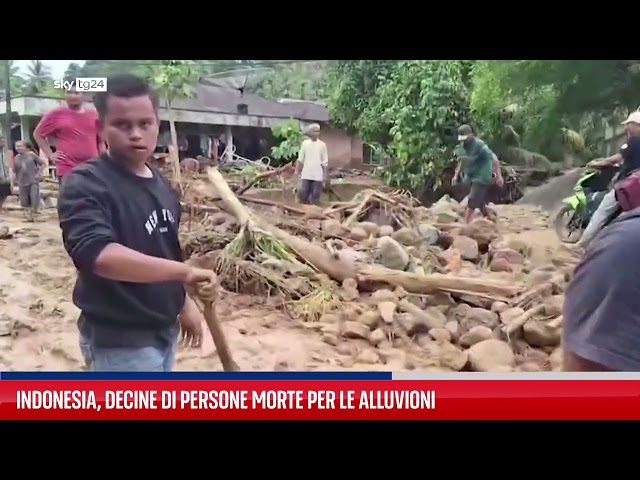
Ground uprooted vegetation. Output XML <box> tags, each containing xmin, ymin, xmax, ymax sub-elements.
<box><xmin>178</xmin><ymin>167</ymin><xmax>575</xmax><ymax>372</ymax></box>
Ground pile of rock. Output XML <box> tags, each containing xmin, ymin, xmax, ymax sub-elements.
<box><xmin>184</xmin><ymin>177</ymin><xmax>570</xmax><ymax>373</ymax></box>
<box><xmin>302</xmin><ymin>195</ymin><xmax>568</xmax><ymax>372</ymax></box>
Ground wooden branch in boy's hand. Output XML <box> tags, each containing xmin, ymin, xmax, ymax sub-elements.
<box><xmin>195</xmin><ymin>281</ymin><xmax>239</xmax><ymax>372</ymax></box>
<box><xmin>196</xmin><ymin>282</ymin><xmax>217</xmax><ymax>303</ymax></box>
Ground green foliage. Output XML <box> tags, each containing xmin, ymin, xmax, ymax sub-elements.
<box><xmin>378</xmin><ymin>61</ymin><xmax>472</xmax><ymax>188</ymax></box>
<box><xmin>57</xmin><ymin>59</ymin><xmax>640</xmax><ymax>182</ymax></box>
<box><xmin>79</xmin><ymin>60</ymin><xmax>176</xmax><ymax>78</ymax></box>
<box><xmin>324</xmin><ymin>60</ymin><xmax>472</xmax><ymax>188</ymax></box>
<box><xmin>147</xmin><ymin>60</ymin><xmax>202</xmax><ymax>104</ymax></box>
<box><xmin>323</xmin><ymin>59</ymin><xmax>640</xmax><ymax>185</ymax></box>
<box><xmin>470</xmin><ymin>61</ymin><xmax>564</xmax><ymax>152</ymax></box>
<box><xmin>324</xmin><ymin>60</ymin><xmax>397</xmax><ymax>141</ymax></box>
<box><xmin>253</xmin><ymin>61</ymin><xmax>326</xmax><ymax>100</ymax></box>
<box><xmin>0</xmin><ymin>61</ymin><xmax>24</xmax><ymax>97</ymax></box>
<box><xmin>22</xmin><ymin>60</ymin><xmax>53</xmax><ymax>95</ymax></box>
<box><xmin>63</xmin><ymin>62</ymin><xmax>83</xmax><ymax>82</ymax></box>
<box><xmin>270</xmin><ymin>120</ymin><xmax>304</xmax><ymax>163</ymax></box>
<box><xmin>468</xmin><ymin>60</ymin><xmax>631</xmax><ymax>163</ymax></box>
<box><xmin>0</xmin><ymin>60</ymin><xmax>54</xmax><ymax>98</ymax></box>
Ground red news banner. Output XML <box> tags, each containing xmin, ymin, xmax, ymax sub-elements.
<box><xmin>2</xmin><ymin>379</ymin><xmax>640</xmax><ymax>419</ymax></box>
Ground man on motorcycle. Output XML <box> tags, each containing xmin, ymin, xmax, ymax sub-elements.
<box><xmin>453</xmin><ymin>124</ymin><xmax>504</xmax><ymax>223</ymax></box>
<box><xmin>574</xmin><ymin>111</ymin><xmax>640</xmax><ymax>247</ymax></box>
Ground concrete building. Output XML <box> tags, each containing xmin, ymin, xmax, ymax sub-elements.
<box><xmin>0</xmin><ymin>79</ymin><xmax>364</xmax><ymax>169</ymax></box>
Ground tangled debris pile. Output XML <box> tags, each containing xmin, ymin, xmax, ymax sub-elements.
<box><xmin>180</xmin><ymin>168</ymin><xmax>573</xmax><ymax>372</ymax></box>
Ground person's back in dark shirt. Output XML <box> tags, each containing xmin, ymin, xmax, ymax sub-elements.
<box><xmin>564</xmin><ymin>209</ymin><xmax>640</xmax><ymax>371</ymax></box>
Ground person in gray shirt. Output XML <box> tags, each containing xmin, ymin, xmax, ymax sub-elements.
<box><xmin>13</xmin><ymin>141</ymin><xmax>46</xmax><ymax>220</ymax></box>
<box><xmin>563</xmin><ymin>208</ymin><xmax>640</xmax><ymax>371</ymax></box>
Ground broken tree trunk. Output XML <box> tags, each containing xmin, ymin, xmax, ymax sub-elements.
<box><xmin>206</xmin><ymin>167</ymin><xmax>524</xmax><ymax>299</ymax></box>
<box><xmin>358</xmin><ymin>264</ymin><xmax>523</xmax><ymax>299</ymax></box>
<box><xmin>207</xmin><ymin>167</ymin><xmax>357</xmax><ymax>282</ymax></box>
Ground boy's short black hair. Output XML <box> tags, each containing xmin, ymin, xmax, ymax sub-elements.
<box><xmin>93</xmin><ymin>74</ymin><xmax>160</xmax><ymax>120</ymax></box>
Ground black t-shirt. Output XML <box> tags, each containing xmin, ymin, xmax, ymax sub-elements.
<box><xmin>619</xmin><ymin>135</ymin><xmax>640</xmax><ymax>178</ymax></box>
<box><xmin>57</xmin><ymin>154</ymin><xmax>185</xmax><ymax>349</ymax></box>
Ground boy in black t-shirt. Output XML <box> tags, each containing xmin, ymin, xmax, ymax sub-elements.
<box><xmin>576</xmin><ymin>112</ymin><xmax>640</xmax><ymax>247</ymax></box>
<box><xmin>58</xmin><ymin>75</ymin><xmax>216</xmax><ymax>371</ymax></box>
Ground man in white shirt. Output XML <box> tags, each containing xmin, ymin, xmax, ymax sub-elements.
<box><xmin>295</xmin><ymin>123</ymin><xmax>329</xmax><ymax>204</ymax></box>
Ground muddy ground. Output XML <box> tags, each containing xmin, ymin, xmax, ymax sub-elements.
<box><xmin>0</xmin><ymin>197</ymin><xmax>561</xmax><ymax>372</ymax></box>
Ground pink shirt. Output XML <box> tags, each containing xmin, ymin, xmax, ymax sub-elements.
<box><xmin>34</xmin><ymin>107</ymin><xmax>100</xmax><ymax>177</ymax></box>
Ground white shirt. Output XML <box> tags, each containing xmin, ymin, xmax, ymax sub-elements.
<box><xmin>297</xmin><ymin>138</ymin><xmax>328</xmax><ymax>181</ymax></box>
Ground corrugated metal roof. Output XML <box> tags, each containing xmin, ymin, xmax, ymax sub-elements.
<box><xmin>166</xmin><ymin>80</ymin><xmax>329</xmax><ymax>122</ymax></box>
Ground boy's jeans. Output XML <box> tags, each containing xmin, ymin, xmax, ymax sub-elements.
<box><xmin>80</xmin><ymin>334</ymin><xmax>178</xmax><ymax>372</ymax></box>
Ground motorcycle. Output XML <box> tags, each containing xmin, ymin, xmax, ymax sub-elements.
<box><xmin>553</xmin><ymin>164</ymin><xmax>619</xmax><ymax>243</ymax></box>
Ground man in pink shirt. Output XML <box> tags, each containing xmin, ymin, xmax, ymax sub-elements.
<box><xmin>34</xmin><ymin>87</ymin><xmax>106</xmax><ymax>184</ymax></box>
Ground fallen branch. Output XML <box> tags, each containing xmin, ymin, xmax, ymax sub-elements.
<box><xmin>342</xmin><ymin>190</ymin><xmax>415</xmax><ymax>229</ymax></box>
<box><xmin>238</xmin><ymin>195</ymin><xmax>312</xmax><ymax>216</ymax></box>
<box><xmin>512</xmin><ymin>273</ymin><xmax>566</xmax><ymax>308</ymax></box>
<box><xmin>202</xmin><ymin>299</ymin><xmax>238</xmax><ymax>371</ymax></box>
<box><xmin>503</xmin><ymin>304</ymin><xmax>546</xmax><ymax>336</ymax></box>
<box><xmin>323</xmin><ymin>202</ymin><xmax>357</xmax><ymax>216</ymax></box>
<box><xmin>237</xmin><ymin>164</ymin><xmax>291</xmax><ymax>195</ymax></box>
<box><xmin>206</xmin><ymin>167</ymin><xmax>524</xmax><ymax>298</ymax></box>
<box><xmin>357</xmin><ymin>264</ymin><xmax>523</xmax><ymax>298</ymax></box>
<box><xmin>183</xmin><ymin>257</ymin><xmax>238</xmax><ymax>371</ymax></box>
<box><xmin>207</xmin><ymin>167</ymin><xmax>357</xmax><ymax>282</ymax></box>
<box><xmin>343</xmin><ymin>191</ymin><xmax>374</xmax><ymax>227</ymax></box>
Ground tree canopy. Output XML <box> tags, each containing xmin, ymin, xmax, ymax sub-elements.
<box><xmin>35</xmin><ymin>59</ymin><xmax>640</xmax><ymax>189</ymax></box>
<box><xmin>323</xmin><ymin>59</ymin><xmax>640</xmax><ymax>187</ymax></box>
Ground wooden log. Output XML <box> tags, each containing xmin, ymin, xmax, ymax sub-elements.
<box><xmin>207</xmin><ymin>167</ymin><xmax>357</xmax><ymax>282</ymax></box>
<box><xmin>206</xmin><ymin>167</ymin><xmax>524</xmax><ymax>298</ymax></box>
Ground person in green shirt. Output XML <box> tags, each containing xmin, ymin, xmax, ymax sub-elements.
<box><xmin>452</xmin><ymin>124</ymin><xmax>504</xmax><ymax>223</ymax></box>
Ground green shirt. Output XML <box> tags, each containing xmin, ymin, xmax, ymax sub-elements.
<box><xmin>460</xmin><ymin>138</ymin><xmax>494</xmax><ymax>184</ymax></box>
